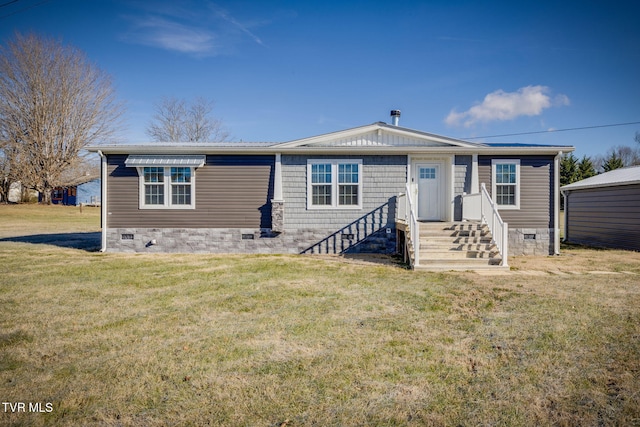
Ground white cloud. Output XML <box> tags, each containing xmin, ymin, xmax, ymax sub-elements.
<box><xmin>209</xmin><ymin>3</ymin><xmax>264</xmax><ymax>46</ymax></box>
<box><xmin>445</xmin><ymin>85</ymin><xmax>570</xmax><ymax>128</ymax></box>
<box><xmin>121</xmin><ymin>1</ymin><xmax>266</xmax><ymax>57</ymax></box>
<box><xmin>128</xmin><ymin>16</ymin><xmax>217</xmax><ymax>55</ymax></box>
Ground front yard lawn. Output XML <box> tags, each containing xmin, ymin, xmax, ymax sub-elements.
<box><xmin>1</xmin><ymin>205</ymin><xmax>639</xmax><ymax>426</ymax></box>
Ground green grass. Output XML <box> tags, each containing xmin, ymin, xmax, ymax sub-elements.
<box><xmin>0</xmin><ymin>205</ymin><xmax>639</xmax><ymax>426</ymax></box>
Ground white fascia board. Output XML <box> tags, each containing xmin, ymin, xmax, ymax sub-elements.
<box><xmin>87</xmin><ymin>144</ymin><xmax>573</xmax><ymax>156</ymax></box>
<box><xmin>86</xmin><ymin>145</ymin><xmax>278</xmax><ymax>155</ymax></box>
<box><xmin>277</xmin><ymin>145</ymin><xmax>573</xmax><ymax>155</ymax></box>
<box><xmin>474</xmin><ymin>146</ymin><xmax>574</xmax><ymax>155</ymax></box>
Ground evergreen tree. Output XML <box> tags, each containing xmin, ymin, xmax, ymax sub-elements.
<box><xmin>578</xmin><ymin>156</ymin><xmax>596</xmax><ymax>179</ymax></box>
<box><xmin>602</xmin><ymin>152</ymin><xmax>625</xmax><ymax>172</ymax></box>
<box><xmin>560</xmin><ymin>153</ymin><xmax>580</xmax><ymax>186</ymax></box>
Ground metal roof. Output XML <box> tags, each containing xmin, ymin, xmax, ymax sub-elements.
<box><xmin>87</xmin><ymin>122</ymin><xmax>573</xmax><ymax>155</ymax></box>
<box><xmin>561</xmin><ymin>165</ymin><xmax>640</xmax><ymax>191</ymax></box>
<box><xmin>124</xmin><ymin>154</ymin><xmax>206</xmax><ymax>167</ymax></box>
<box><xmin>485</xmin><ymin>142</ymin><xmax>574</xmax><ymax>149</ymax></box>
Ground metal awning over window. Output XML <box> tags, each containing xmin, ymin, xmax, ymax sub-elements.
<box><xmin>125</xmin><ymin>155</ymin><xmax>206</xmax><ymax>168</ymax></box>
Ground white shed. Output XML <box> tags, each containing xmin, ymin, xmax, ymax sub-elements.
<box><xmin>561</xmin><ymin>165</ymin><xmax>640</xmax><ymax>251</ymax></box>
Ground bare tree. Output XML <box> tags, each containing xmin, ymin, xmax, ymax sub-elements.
<box><xmin>0</xmin><ymin>33</ymin><xmax>123</xmax><ymax>204</ymax></box>
<box><xmin>146</xmin><ymin>96</ymin><xmax>229</xmax><ymax>142</ymax></box>
<box><xmin>593</xmin><ymin>145</ymin><xmax>640</xmax><ymax>172</ymax></box>
<box><xmin>0</xmin><ymin>148</ymin><xmax>13</xmax><ymax>203</ymax></box>
<box><xmin>146</xmin><ymin>96</ymin><xmax>186</xmax><ymax>142</ymax></box>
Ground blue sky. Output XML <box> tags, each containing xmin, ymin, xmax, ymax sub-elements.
<box><xmin>1</xmin><ymin>0</ymin><xmax>639</xmax><ymax>157</ymax></box>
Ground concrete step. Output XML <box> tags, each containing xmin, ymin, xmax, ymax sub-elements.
<box><xmin>420</xmin><ymin>237</ymin><xmax>494</xmax><ymax>245</ymax></box>
<box><xmin>420</xmin><ymin>244</ymin><xmax>496</xmax><ymax>252</ymax></box>
<box><xmin>420</xmin><ymin>228</ymin><xmax>489</xmax><ymax>235</ymax></box>
<box><xmin>410</xmin><ymin>221</ymin><xmax>505</xmax><ymax>271</ymax></box>
<box><xmin>418</xmin><ymin>221</ymin><xmax>486</xmax><ymax>230</ymax></box>
<box><xmin>421</xmin><ymin>227</ymin><xmax>488</xmax><ymax>233</ymax></box>
<box><xmin>415</xmin><ymin>257</ymin><xmax>505</xmax><ymax>271</ymax></box>
<box><xmin>414</xmin><ymin>262</ymin><xmax>508</xmax><ymax>271</ymax></box>
<box><xmin>419</xmin><ymin>250</ymin><xmax>499</xmax><ymax>259</ymax></box>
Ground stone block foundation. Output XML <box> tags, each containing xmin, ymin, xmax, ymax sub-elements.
<box><xmin>106</xmin><ymin>227</ymin><xmax>396</xmax><ymax>255</ymax></box>
<box><xmin>508</xmin><ymin>228</ymin><xmax>554</xmax><ymax>256</ymax></box>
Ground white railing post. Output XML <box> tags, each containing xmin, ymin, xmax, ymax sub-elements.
<box><xmin>492</xmin><ymin>210</ymin><xmax>496</xmax><ymax>239</ymax></box>
<box><xmin>396</xmin><ymin>192</ymin><xmax>406</xmax><ymax>223</ymax></box>
<box><xmin>478</xmin><ymin>182</ymin><xmax>508</xmax><ymax>267</ymax></box>
<box><xmin>480</xmin><ymin>183</ymin><xmax>486</xmax><ymax>225</ymax></box>
<box><xmin>406</xmin><ymin>188</ymin><xmax>410</xmax><ymax>223</ymax></box>
<box><xmin>402</xmin><ymin>183</ymin><xmax>420</xmax><ymax>268</ymax></box>
<box><xmin>502</xmin><ymin>222</ymin><xmax>509</xmax><ymax>267</ymax></box>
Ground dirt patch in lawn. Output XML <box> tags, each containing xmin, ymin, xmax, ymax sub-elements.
<box><xmin>323</xmin><ymin>244</ymin><xmax>640</xmax><ymax>276</ymax></box>
<box><xmin>507</xmin><ymin>244</ymin><xmax>640</xmax><ymax>276</ymax></box>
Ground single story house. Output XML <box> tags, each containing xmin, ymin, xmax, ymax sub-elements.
<box><xmin>561</xmin><ymin>165</ymin><xmax>640</xmax><ymax>251</ymax></box>
<box><xmin>43</xmin><ymin>178</ymin><xmax>101</xmax><ymax>206</ymax></box>
<box><xmin>88</xmin><ymin>112</ymin><xmax>573</xmax><ymax>269</ymax></box>
<box><xmin>73</xmin><ymin>177</ymin><xmax>101</xmax><ymax>206</ymax></box>
<box><xmin>6</xmin><ymin>182</ymin><xmax>29</xmax><ymax>203</ymax></box>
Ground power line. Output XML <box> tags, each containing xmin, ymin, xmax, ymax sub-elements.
<box><xmin>0</xmin><ymin>0</ymin><xmax>50</xmax><ymax>19</ymax></box>
<box><xmin>464</xmin><ymin>121</ymin><xmax>640</xmax><ymax>140</ymax></box>
<box><xmin>0</xmin><ymin>0</ymin><xmax>20</xmax><ymax>8</ymax></box>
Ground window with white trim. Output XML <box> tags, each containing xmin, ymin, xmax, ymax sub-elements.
<box><xmin>492</xmin><ymin>159</ymin><xmax>520</xmax><ymax>209</ymax></box>
<box><xmin>138</xmin><ymin>166</ymin><xmax>196</xmax><ymax>209</ymax></box>
<box><xmin>307</xmin><ymin>159</ymin><xmax>362</xmax><ymax>209</ymax></box>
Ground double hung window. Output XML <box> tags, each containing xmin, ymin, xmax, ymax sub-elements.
<box><xmin>143</xmin><ymin>167</ymin><xmax>165</xmax><ymax>205</ymax></box>
<box><xmin>139</xmin><ymin>166</ymin><xmax>195</xmax><ymax>209</ymax></box>
<box><xmin>125</xmin><ymin>155</ymin><xmax>204</xmax><ymax>210</ymax></box>
<box><xmin>310</xmin><ymin>163</ymin><xmax>332</xmax><ymax>206</ymax></box>
<box><xmin>170</xmin><ymin>167</ymin><xmax>192</xmax><ymax>205</ymax></box>
<box><xmin>308</xmin><ymin>159</ymin><xmax>362</xmax><ymax>209</ymax></box>
<box><xmin>491</xmin><ymin>159</ymin><xmax>520</xmax><ymax>209</ymax></box>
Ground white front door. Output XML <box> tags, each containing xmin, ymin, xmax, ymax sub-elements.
<box><xmin>417</xmin><ymin>163</ymin><xmax>442</xmax><ymax>220</ymax></box>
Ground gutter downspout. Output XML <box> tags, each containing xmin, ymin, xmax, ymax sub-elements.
<box><xmin>561</xmin><ymin>188</ymin><xmax>568</xmax><ymax>243</ymax></box>
<box><xmin>553</xmin><ymin>151</ymin><xmax>562</xmax><ymax>255</ymax></box>
<box><xmin>98</xmin><ymin>150</ymin><xmax>107</xmax><ymax>252</ymax></box>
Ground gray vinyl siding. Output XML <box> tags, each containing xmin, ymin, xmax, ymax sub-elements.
<box><xmin>565</xmin><ymin>183</ymin><xmax>640</xmax><ymax>251</ymax></box>
<box><xmin>478</xmin><ymin>155</ymin><xmax>554</xmax><ymax>229</ymax></box>
<box><xmin>282</xmin><ymin>155</ymin><xmax>407</xmax><ymax>229</ymax></box>
<box><xmin>453</xmin><ymin>155</ymin><xmax>472</xmax><ymax>221</ymax></box>
<box><xmin>106</xmin><ymin>154</ymin><xmax>274</xmax><ymax>229</ymax></box>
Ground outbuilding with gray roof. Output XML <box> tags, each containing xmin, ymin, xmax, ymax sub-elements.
<box><xmin>561</xmin><ymin>165</ymin><xmax>640</xmax><ymax>251</ymax></box>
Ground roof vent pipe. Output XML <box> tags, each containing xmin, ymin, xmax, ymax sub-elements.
<box><xmin>390</xmin><ymin>109</ymin><xmax>401</xmax><ymax>126</ymax></box>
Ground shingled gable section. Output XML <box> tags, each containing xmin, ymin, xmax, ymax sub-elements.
<box><xmin>273</xmin><ymin>122</ymin><xmax>484</xmax><ymax>149</ymax></box>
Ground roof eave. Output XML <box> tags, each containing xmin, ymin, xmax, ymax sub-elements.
<box><xmin>85</xmin><ymin>145</ymin><xmax>278</xmax><ymax>155</ymax></box>
<box><xmin>87</xmin><ymin>144</ymin><xmax>573</xmax><ymax>156</ymax></box>
<box><xmin>561</xmin><ymin>180</ymin><xmax>640</xmax><ymax>191</ymax></box>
